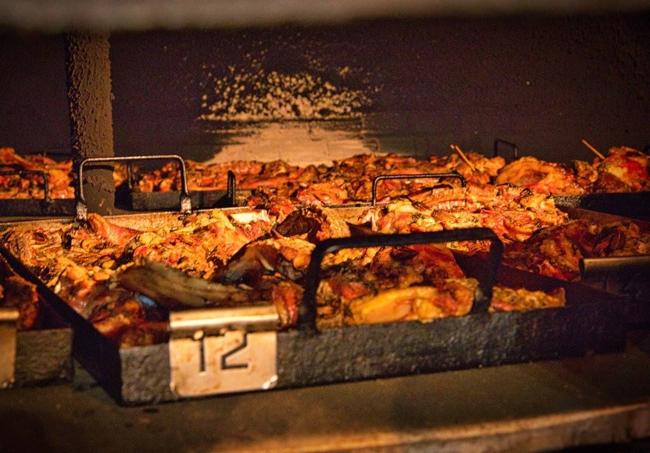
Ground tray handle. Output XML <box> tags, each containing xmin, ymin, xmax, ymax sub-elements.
<box><xmin>0</xmin><ymin>168</ymin><xmax>50</xmax><ymax>203</ymax></box>
<box><xmin>299</xmin><ymin>228</ymin><xmax>503</xmax><ymax>332</ymax></box>
<box><xmin>371</xmin><ymin>172</ymin><xmax>466</xmax><ymax>206</ymax></box>
<box><xmin>76</xmin><ymin>155</ymin><xmax>192</xmax><ymax>220</ymax></box>
<box><xmin>493</xmin><ymin>138</ymin><xmax>519</xmax><ymax>162</ymax></box>
<box><xmin>580</xmin><ymin>255</ymin><xmax>650</xmax><ymax>278</ymax></box>
<box><xmin>226</xmin><ymin>170</ymin><xmax>237</xmax><ymax>207</ymax></box>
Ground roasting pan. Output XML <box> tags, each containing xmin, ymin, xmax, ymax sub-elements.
<box><xmin>493</xmin><ymin>138</ymin><xmax>650</xmax><ymax>220</ymax></box>
<box><xmin>0</xmin><ymin>167</ymin><xmax>75</xmax><ymax>217</ymax></box>
<box><xmin>0</xmin><ymin>208</ymin><xmax>628</xmax><ymax>404</ymax></box>
<box><xmin>0</xmin><ymin>255</ymin><xmax>73</xmax><ymax>389</ymax></box>
<box><xmin>98</xmin><ymin>155</ymin><xmax>237</xmax><ymax>212</ymax></box>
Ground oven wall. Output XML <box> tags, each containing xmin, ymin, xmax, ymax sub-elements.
<box><xmin>1</xmin><ymin>13</ymin><xmax>648</xmax><ymax>163</ymax></box>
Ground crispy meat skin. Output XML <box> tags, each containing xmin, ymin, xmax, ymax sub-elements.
<box><xmin>8</xmin><ymin>147</ymin><xmax>645</xmax><ymax>346</ymax></box>
<box><xmin>496</xmin><ymin>156</ymin><xmax>585</xmax><ymax>195</ymax></box>
<box><xmin>0</xmin><ymin>147</ymin><xmax>126</xmax><ymax>200</ymax></box>
<box><xmin>593</xmin><ymin>147</ymin><xmax>650</xmax><ymax>192</ymax></box>
<box><xmin>504</xmin><ymin>219</ymin><xmax>650</xmax><ymax>281</ymax></box>
<box><xmin>490</xmin><ymin>287</ymin><xmax>565</xmax><ymax>312</ymax></box>
<box><xmin>0</xmin><ymin>147</ymin><xmax>74</xmax><ymax>199</ymax></box>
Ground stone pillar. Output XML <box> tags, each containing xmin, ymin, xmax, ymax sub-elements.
<box><xmin>65</xmin><ymin>33</ymin><xmax>115</xmax><ymax>214</ymax></box>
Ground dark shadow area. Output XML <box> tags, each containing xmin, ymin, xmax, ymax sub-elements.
<box><xmin>1</xmin><ymin>13</ymin><xmax>649</xmax><ymax>162</ymax></box>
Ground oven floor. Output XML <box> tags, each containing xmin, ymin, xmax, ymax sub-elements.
<box><xmin>1</xmin><ymin>332</ymin><xmax>649</xmax><ymax>452</ymax></box>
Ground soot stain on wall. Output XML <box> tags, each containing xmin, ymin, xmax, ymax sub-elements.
<box><xmin>0</xmin><ymin>14</ymin><xmax>648</xmax><ymax>163</ymax></box>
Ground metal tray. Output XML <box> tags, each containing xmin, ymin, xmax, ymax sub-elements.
<box><xmin>493</xmin><ymin>138</ymin><xmax>650</xmax><ymax>221</ymax></box>
<box><xmin>0</xmin><ymin>255</ymin><xmax>73</xmax><ymax>388</ymax></box>
<box><xmin>94</xmin><ymin>155</ymin><xmax>236</xmax><ymax>212</ymax></box>
<box><xmin>0</xmin><ymin>167</ymin><xmax>75</xmax><ymax>217</ymax></box>
<box><xmin>0</xmin><ymin>212</ymin><xmax>627</xmax><ymax>405</ymax></box>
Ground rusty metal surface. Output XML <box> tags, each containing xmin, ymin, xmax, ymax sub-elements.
<box><xmin>1</xmin><ymin>230</ymin><xmax>630</xmax><ymax>404</ymax></box>
<box><xmin>0</xmin><ymin>205</ymin><xmax>637</xmax><ymax>403</ymax></box>
<box><xmin>65</xmin><ymin>33</ymin><xmax>115</xmax><ymax>215</ymax></box>
<box><xmin>3</xmin><ymin>1</ymin><xmax>650</xmax><ymax>32</ymax></box>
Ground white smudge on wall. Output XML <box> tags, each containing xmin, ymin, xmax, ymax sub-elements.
<box><xmin>204</xmin><ymin>123</ymin><xmax>383</xmax><ymax>166</ymax></box>
<box><xmin>198</xmin><ymin>47</ymin><xmax>381</xmax><ymax>164</ymax></box>
<box><xmin>199</xmin><ymin>63</ymin><xmax>372</xmax><ymax>122</ymax></box>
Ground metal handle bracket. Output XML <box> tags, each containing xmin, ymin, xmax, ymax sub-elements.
<box><xmin>76</xmin><ymin>155</ymin><xmax>192</xmax><ymax>220</ymax></box>
<box><xmin>300</xmin><ymin>228</ymin><xmax>503</xmax><ymax>332</ymax></box>
<box><xmin>493</xmin><ymin>138</ymin><xmax>520</xmax><ymax>162</ymax></box>
<box><xmin>371</xmin><ymin>172</ymin><xmax>466</xmax><ymax>206</ymax></box>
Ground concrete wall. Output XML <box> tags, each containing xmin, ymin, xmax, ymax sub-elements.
<box><xmin>1</xmin><ymin>14</ymin><xmax>648</xmax><ymax>163</ymax></box>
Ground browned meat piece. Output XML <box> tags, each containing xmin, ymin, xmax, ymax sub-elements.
<box><xmin>504</xmin><ymin>219</ymin><xmax>650</xmax><ymax>281</ymax></box>
<box><xmin>593</xmin><ymin>146</ymin><xmax>650</xmax><ymax>192</ymax></box>
<box><xmin>573</xmin><ymin>159</ymin><xmax>598</xmax><ymax>190</ymax></box>
<box><xmin>87</xmin><ymin>213</ymin><xmax>141</xmax><ymax>247</ymax></box>
<box><xmin>294</xmin><ymin>181</ymin><xmax>349</xmax><ymax>205</ymax></box>
<box><xmin>128</xmin><ymin>210</ymin><xmax>272</xmax><ymax>278</ymax></box>
<box><xmin>246</xmin><ymin>191</ymin><xmax>297</xmax><ymax>222</ymax></box>
<box><xmin>343</xmin><ymin>279</ymin><xmax>478</xmax><ymax>326</ymax></box>
<box><xmin>316</xmin><ymin>242</ymin><xmax>473</xmax><ymax>328</ymax></box>
<box><xmin>496</xmin><ymin>156</ymin><xmax>585</xmax><ymax>195</ymax></box>
<box><xmin>274</xmin><ymin>207</ymin><xmax>350</xmax><ymax>242</ymax></box>
<box><xmin>218</xmin><ymin>237</ymin><xmax>314</xmax><ymax>285</ymax></box>
<box><xmin>490</xmin><ymin>287</ymin><xmax>566</xmax><ymax>312</ymax></box>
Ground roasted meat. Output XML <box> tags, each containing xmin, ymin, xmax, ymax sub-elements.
<box><xmin>593</xmin><ymin>146</ymin><xmax>650</xmax><ymax>192</ymax></box>
<box><xmin>496</xmin><ymin>156</ymin><xmax>585</xmax><ymax>195</ymax></box>
<box><xmin>490</xmin><ymin>287</ymin><xmax>566</xmax><ymax>312</ymax></box>
<box><xmin>504</xmin><ymin>219</ymin><xmax>650</xmax><ymax>280</ymax></box>
<box><xmin>0</xmin><ymin>147</ymin><xmax>74</xmax><ymax>199</ymax></box>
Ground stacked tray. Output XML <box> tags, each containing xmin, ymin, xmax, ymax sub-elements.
<box><xmin>0</xmin><ymin>254</ymin><xmax>73</xmax><ymax>388</ymax></box>
<box><xmin>0</xmin><ymin>208</ymin><xmax>630</xmax><ymax>405</ymax></box>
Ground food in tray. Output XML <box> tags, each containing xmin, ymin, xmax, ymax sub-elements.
<box><xmin>0</xmin><ymin>147</ymin><xmax>75</xmax><ymax>199</ymax></box>
<box><xmin>373</xmin><ymin>186</ymin><xmax>568</xmax><ymax>245</ymax></box>
<box><xmin>0</xmin><ymin>254</ymin><xmax>40</xmax><ymax>330</ymax></box>
<box><xmin>490</xmin><ymin>287</ymin><xmax>566</xmax><ymax>312</ymax></box>
<box><xmin>2</xmin><ymin>142</ymin><xmax>647</xmax><ymax>203</ymax></box>
<box><xmin>0</xmin><ymin>147</ymin><xmax>128</xmax><ymax>200</ymax></box>
<box><xmin>3</xmin><ymin>202</ymin><xmax>579</xmax><ymax>347</ymax></box>
<box><xmin>495</xmin><ymin>145</ymin><xmax>649</xmax><ymax>195</ymax></box>
<box><xmin>129</xmin><ymin>150</ymin><xmax>505</xmax><ymax>202</ymax></box>
<box><xmin>504</xmin><ymin>219</ymin><xmax>650</xmax><ymax>281</ymax></box>
<box><xmin>591</xmin><ymin>146</ymin><xmax>650</xmax><ymax>193</ymax></box>
<box><xmin>128</xmin><ymin>147</ymin><xmax>648</xmax><ymax>203</ymax></box>
<box><xmin>495</xmin><ymin>156</ymin><xmax>586</xmax><ymax>195</ymax></box>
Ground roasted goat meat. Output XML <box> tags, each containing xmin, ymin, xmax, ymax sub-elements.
<box><xmin>495</xmin><ymin>156</ymin><xmax>585</xmax><ymax>195</ymax></box>
<box><xmin>219</xmin><ymin>207</ymin><xmax>351</xmax><ymax>284</ymax></box>
<box><xmin>592</xmin><ymin>146</ymin><xmax>650</xmax><ymax>192</ymax></box>
<box><xmin>490</xmin><ymin>287</ymin><xmax>565</xmax><ymax>312</ymax></box>
<box><xmin>374</xmin><ymin>186</ymin><xmax>567</xmax><ymax>246</ymax></box>
<box><xmin>504</xmin><ymin>219</ymin><xmax>650</xmax><ymax>281</ymax></box>
<box><xmin>126</xmin><ymin>209</ymin><xmax>272</xmax><ymax>278</ymax></box>
<box><xmin>0</xmin><ymin>147</ymin><xmax>74</xmax><ymax>199</ymax></box>
<box><xmin>316</xmin><ymin>243</ymin><xmax>477</xmax><ymax>328</ymax></box>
